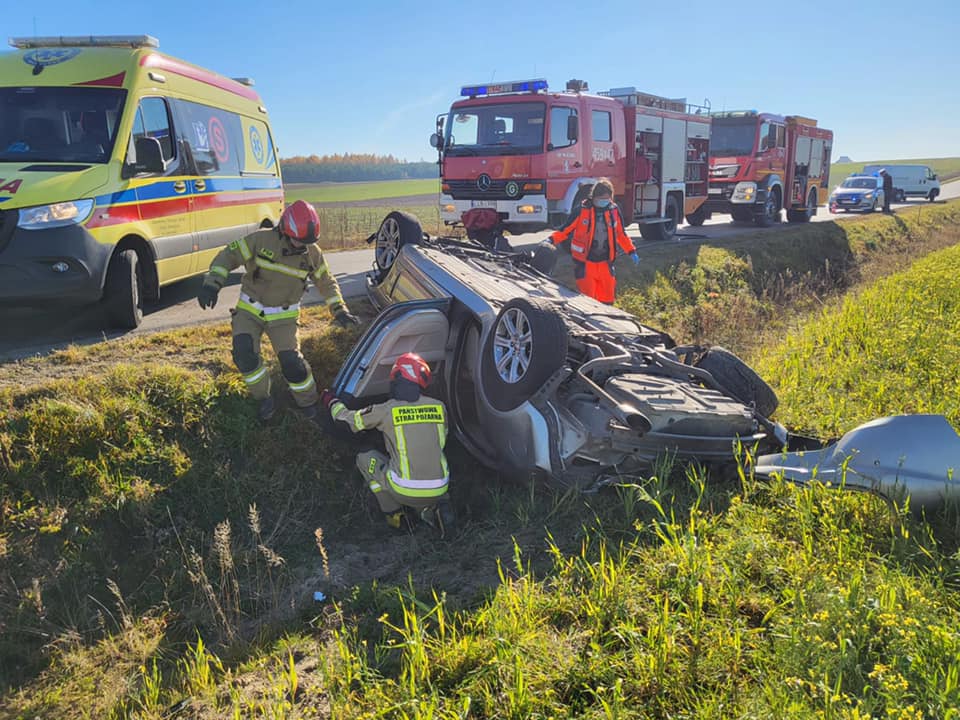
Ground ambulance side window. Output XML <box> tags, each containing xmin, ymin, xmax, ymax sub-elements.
<box><xmin>135</xmin><ymin>97</ymin><xmax>176</xmax><ymax>162</ymax></box>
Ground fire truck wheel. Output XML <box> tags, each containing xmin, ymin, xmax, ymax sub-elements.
<box><xmin>787</xmin><ymin>189</ymin><xmax>817</xmax><ymax>223</ymax></box>
<box><xmin>754</xmin><ymin>188</ymin><xmax>781</xmax><ymax>227</ymax></box>
<box><xmin>685</xmin><ymin>206</ymin><xmax>707</xmax><ymax>226</ymax></box>
<box><xmin>639</xmin><ymin>196</ymin><xmax>680</xmax><ymax>242</ymax></box>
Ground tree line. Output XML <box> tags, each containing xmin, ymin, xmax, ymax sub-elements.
<box><xmin>280</xmin><ymin>153</ymin><xmax>438</xmax><ymax>183</ymax></box>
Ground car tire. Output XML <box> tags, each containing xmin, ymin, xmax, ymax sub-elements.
<box><xmin>640</xmin><ymin>195</ymin><xmax>680</xmax><ymax>241</ymax></box>
<box><xmin>754</xmin><ymin>188</ymin><xmax>781</xmax><ymax>227</ymax></box>
<box><xmin>481</xmin><ymin>298</ymin><xmax>568</xmax><ymax>412</ymax></box>
<box><xmin>104</xmin><ymin>249</ymin><xmax>143</xmax><ymax>329</ymax></box>
<box><xmin>896</xmin><ymin>189</ymin><xmax>906</xmax><ymax>203</ymax></box>
<box><xmin>695</xmin><ymin>346</ymin><xmax>779</xmax><ymax>418</ymax></box>
<box><xmin>374</xmin><ymin>211</ymin><xmax>422</xmax><ymax>275</ymax></box>
<box><xmin>685</xmin><ymin>205</ymin><xmax>707</xmax><ymax>227</ymax></box>
<box><xmin>928</xmin><ymin>189</ymin><xmax>939</xmax><ymax>202</ymax></box>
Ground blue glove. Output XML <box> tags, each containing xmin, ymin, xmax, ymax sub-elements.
<box><xmin>629</xmin><ymin>251</ymin><xmax>640</xmax><ymax>266</ymax></box>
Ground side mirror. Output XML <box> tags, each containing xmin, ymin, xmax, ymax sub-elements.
<box><xmin>932</xmin><ymin>173</ymin><xmax>938</xmax><ymax>180</ymax></box>
<box><xmin>429</xmin><ymin>133</ymin><xmax>440</xmax><ymax>149</ymax></box>
<box><xmin>131</xmin><ymin>136</ymin><xmax>164</xmax><ymax>174</ymax></box>
<box><xmin>567</xmin><ymin>114</ymin><xmax>579</xmax><ymax>142</ymax></box>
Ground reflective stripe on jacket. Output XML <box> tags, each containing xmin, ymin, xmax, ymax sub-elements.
<box><xmin>331</xmin><ymin>396</ymin><xmax>449</xmax><ymax>497</ymax></box>
<box><xmin>550</xmin><ymin>202</ymin><xmax>635</xmax><ymax>263</ymax></box>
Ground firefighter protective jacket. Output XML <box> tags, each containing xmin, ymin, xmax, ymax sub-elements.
<box><xmin>331</xmin><ymin>396</ymin><xmax>450</xmax><ymax>499</ymax></box>
<box><xmin>202</xmin><ymin>229</ymin><xmax>345</xmax><ymax>315</ymax></box>
<box><xmin>550</xmin><ymin>202</ymin><xmax>635</xmax><ymax>263</ymax></box>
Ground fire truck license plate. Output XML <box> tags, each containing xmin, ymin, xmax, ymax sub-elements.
<box><xmin>470</xmin><ymin>200</ymin><xmax>497</xmax><ymax>208</ymax></box>
<box><xmin>708</xmin><ymin>188</ymin><xmax>722</xmax><ymax>195</ymax></box>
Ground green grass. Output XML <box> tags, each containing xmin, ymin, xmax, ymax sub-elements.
<box><xmin>4</xmin><ymin>203</ymin><xmax>960</xmax><ymax>718</ymax></box>
<box><xmin>314</xmin><ymin>204</ymin><xmax>443</xmax><ymax>251</ymax></box>
<box><xmin>829</xmin><ymin>156</ymin><xmax>960</xmax><ymax>186</ymax></box>
<box><xmin>284</xmin><ymin>178</ymin><xmax>439</xmax><ymax>204</ymax></box>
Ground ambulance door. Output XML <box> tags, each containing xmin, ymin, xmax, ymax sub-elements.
<box><xmin>174</xmin><ymin>100</ymin><xmax>247</xmax><ymax>274</ymax></box>
<box><xmin>127</xmin><ymin>96</ymin><xmax>198</xmax><ymax>284</ymax></box>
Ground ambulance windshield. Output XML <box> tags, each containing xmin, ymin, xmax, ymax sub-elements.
<box><xmin>0</xmin><ymin>86</ymin><xmax>127</xmax><ymax>164</ymax></box>
<box><xmin>443</xmin><ymin>102</ymin><xmax>545</xmax><ymax>157</ymax></box>
<box><xmin>709</xmin><ymin>117</ymin><xmax>758</xmax><ymax>157</ymax></box>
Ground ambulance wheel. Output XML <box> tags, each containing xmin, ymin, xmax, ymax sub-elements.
<box><xmin>374</xmin><ymin>211</ymin><xmax>422</xmax><ymax>277</ymax></box>
<box><xmin>640</xmin><ymin>196</ymin><xmax>680</xmax><ymax>241</ymax></box>
<box><xmin>481</xmin><ymin>298</ymin><xmax>568</xmax><ymax>412</ymax></box>
<box><xmin>104</xmin><ymin>249</ymin><xmax>144</xmax><ymax>329</ymax></box>
<box><xmin>695</xmin><ymin>346</ymin><xmax>779</xmax><ymax>418</ymax></box>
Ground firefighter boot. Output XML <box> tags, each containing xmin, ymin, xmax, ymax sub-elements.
<box><xmin>258</xmin><ymin>396</ymin><xmax>277</xmax><ymax>422</ymax></box>
<box><xmin>384</xmin><ymin>510</ymin><xmax>411</xmax><ymax>532</ymax></box>
<box><xmin>420</xmin><ymin>499</ymin><xmax>456</xmax><ymax>539</ymax></box>
<box><xmin>299</xmin><ymin>402</ymin><xmax>321</xmax><ymax>425</ymax></box>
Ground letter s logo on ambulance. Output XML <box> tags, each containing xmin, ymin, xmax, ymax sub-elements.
<box><xmin>0</xmin><ymin>179</ymin><xmax>24</xmax><ymax>195</ymax></box>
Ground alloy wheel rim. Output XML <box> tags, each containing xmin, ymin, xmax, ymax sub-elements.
<box><xmin>376</xmin><ymin>218</ymin><xmax>401</xmax><ymax>269</ymax></box>
<box><xmin>492</xmin><ymin>308</ymin><xmax>533</xmax><ymax>384</ymax></box>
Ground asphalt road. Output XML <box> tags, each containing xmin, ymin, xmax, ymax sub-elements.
<box><xmin>2</xmin><ymin>180</ymin><xmax>956</xmax><ymax>361</ymax></box>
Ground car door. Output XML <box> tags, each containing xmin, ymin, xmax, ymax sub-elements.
<box><xmin>332</xmin><ymin>299</ymin><xmax>452</xmax><ymax>408</ymax></box>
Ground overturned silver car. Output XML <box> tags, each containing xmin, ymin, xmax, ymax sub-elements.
<box><xmin>330</xmin><ymin>211</ymin><xmax>789</xmax><ymax>489</ymax></box>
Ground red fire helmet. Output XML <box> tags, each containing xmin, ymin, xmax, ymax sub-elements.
<box><xmin>279</xmin><ymin>200</ymin><xmax>320</xmax><ymax>243</ymax></box>
<box><xmin>389</xmin><ymin>352</ymin><xmax>432</xmax><ymax>389</ymax></box>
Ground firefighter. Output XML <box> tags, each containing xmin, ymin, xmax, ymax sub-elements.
<box><xmin>545</xmin><ymin>178</ymin><xmax>639</xmax><ymax>304</ymax></box>
<box><xmin>321</xmin><ymin>353</ymin><xmax>455</xmax><ymax>537</ymax></box>
<box><xmin>197</xmin><ymin>200</ymin><xmax>359</xmax><ymax>421</ymax></box>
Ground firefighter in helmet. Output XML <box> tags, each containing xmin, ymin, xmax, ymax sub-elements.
<box><xmin>545</xmin><ymin>178</ymin><xmax>639</xmax><ymax>304</ymax></box>
<box><xmin>197</xmin><ymin>200</ymin><xmax>359</xmax><ymax>421</ymax></box>
<box><xmin>322</xmin><ymin>352</ymin><xmax>455</xmax><ymax>537</ymax></box>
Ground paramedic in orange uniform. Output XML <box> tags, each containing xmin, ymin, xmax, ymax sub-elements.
<box><xmin>546</xmin><ymin>179</ymin><xmax>639</xmax><ymax>304</ymax></box>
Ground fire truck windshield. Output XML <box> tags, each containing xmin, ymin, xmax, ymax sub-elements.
<box><xmin>709</xmin><ymin>117</ymin><xmax>758</xmax><ymax>157</ymax></box>
<box><xmin>443</xmin><ymin>102</ymin><xmax>545</xmax><ymax>157</ymax></box>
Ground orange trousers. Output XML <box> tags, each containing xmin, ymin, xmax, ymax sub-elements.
<box><xmin>575</xmin><ymin>260</ymin><xmax>616</xmax><ymax>304</ymax></box>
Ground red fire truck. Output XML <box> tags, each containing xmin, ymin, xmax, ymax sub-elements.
<box><xmin>430</xmin><ymin>79</ymin><xmax>711</xmax><ymax>242</ymax></box>
<box><xmin>698</xmin><ymin>111</ymin><xmax>833</xmax><ymax>227</ymax></box>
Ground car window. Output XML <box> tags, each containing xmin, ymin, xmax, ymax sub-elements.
<box><xmin>549</xmin><ymin>106</ymin><xmax>577</xmax><ymax>150</ymax></box>
<box><xmin>136</xmin><ymin>97</ymin><xmax>175</xmax><ymax>162</ymax></box>
<box><xmin>591</xmin><ymin>110</ymin><xmax>611</xmax><ymax>142</ymax></box>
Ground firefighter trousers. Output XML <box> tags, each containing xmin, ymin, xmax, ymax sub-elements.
<box><xmin>575</xmin><ymin>260</ymin><xmax>617</xmax><ymax>304</ymax></box>
<box><xmin>356</xmin><ymin>449</ymin><xmax>448</xmax><ymax>513</ymax></box>
<box><xmin>230</xmin><ymin>309</ymin><xmax>319</xmax><ymax>407</ymax></box>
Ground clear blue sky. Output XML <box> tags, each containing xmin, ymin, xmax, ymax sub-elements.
<box><xmin>5</xmin><ymin>0</ymin><xmax>959</xmax><ymax>163</ymax></box>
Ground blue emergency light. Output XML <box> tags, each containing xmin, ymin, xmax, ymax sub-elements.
<box><xmin>460</xmin><ymin>79</ymin><xmax>548</xmax><ymax>97</ymax></box>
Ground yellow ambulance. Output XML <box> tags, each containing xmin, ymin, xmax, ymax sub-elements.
<box><xmin>0</xmin><ymin>35</ymin><xmax>283</xmax><ymax>327</ymax></box>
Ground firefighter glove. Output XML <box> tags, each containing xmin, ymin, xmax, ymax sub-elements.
<box><xmin>197</xmin><ymin>283</ymin><xmax>220</xmax><ymax>309</ymax></box>
<box><xmin>334</xmin><ymin>308</ymin><xmax>360</xmax><ymax>327</ymax></box>
<box><xmin>319</xmin><ymin>389</ymin><xmax>339</xmax><ymax>409</ymax></box>
<box><xmin>629</xmin><ymin>252</ymin><xmax>640</xmax><ymax>266</ymax></box>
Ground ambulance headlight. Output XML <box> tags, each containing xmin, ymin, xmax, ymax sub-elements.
<box><xmin>18</xmin><ymin>199</ymin><xmax>95</xmax><ymax>229</ymax></box>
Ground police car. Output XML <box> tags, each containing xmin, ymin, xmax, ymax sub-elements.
<box><xmin>829</xmin><ymin>173</ymin><xmax>885</xmax><ymax>213</ymax></box>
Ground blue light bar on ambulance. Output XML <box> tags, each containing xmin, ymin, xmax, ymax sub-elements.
<box><xmin>460</xmin><ymin>79</ymin><xmax>548</xmax><ymax>97</ymax></box>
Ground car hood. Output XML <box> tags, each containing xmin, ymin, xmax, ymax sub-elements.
<box><xmin>0</xmin><ymin>163</ymin><xmax>110</xmax><ymax>209</ymax></box>
<box><xmin>755</xmin><ymin>415</ymin><xmax>960</xmax><ymax>510</ymax></box>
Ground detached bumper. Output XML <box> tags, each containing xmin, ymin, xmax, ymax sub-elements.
<box><xmin>0</xmin><ymin>220</ymin><xmax>111</xmax><ymax>306</ymax></box>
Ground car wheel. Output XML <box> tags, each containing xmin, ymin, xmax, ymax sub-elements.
<box><xmin>685</xmin><ymin>205</ymin><xmax>707</xmax><ymax>227</ymax></box>
<box><xmin>928</xmin><ymin>189</ymin><xmax>939</xmax><ymax>202</ymax></box>
<box><xmin>695</xmin><ymin>346</ymin><xmax>779</xmax><ymax>418</ymax></box>
<box><xmin>730</xmin><ymin>206</ymin><xmax>754</xmax><ymax>223</ymax></box>
<box><xmin>754</xmin><ymin>188</ymin><xmax>781</xmax><ymax>227</ymax></box>
<box><xmin>374</xmin><ymin>211</ymin><xmax>422</xmax><ymax>274</ymax></box>
<box><xmin>640</xmin><ymin>196</ymin><xmax>679</xmax><ymax>241</ymax></box>
<box><xmin>104</xmin><ymin>249</ymin><xmax>143</xmax><ymax>329</ymax></box>
<box><xmin>481</xmin><ymin>298</ymin><xmax>568</xmax><ymax>412</ymax></box>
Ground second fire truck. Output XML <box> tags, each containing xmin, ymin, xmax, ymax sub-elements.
<box><xmin>431</xmin><ymin>79</ymin><xmax>711</xmax><ymax>242</ymax></box>
<box><xmin>699</xmin><ymin>111</ymin><xmax>833</xmax><ymax>226</ymax></box>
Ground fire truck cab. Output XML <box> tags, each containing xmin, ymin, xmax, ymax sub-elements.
<box><xmin>702</xmin><ymin>111</ymin><xmax>833</xmax><ymax>227</ymax></box>
<box><xmin>431</xmin><ymin>79</ymin><xmax>711</xmax><ymax>242</ymax></box>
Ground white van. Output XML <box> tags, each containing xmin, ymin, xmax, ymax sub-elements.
<box><xmin>861</xmin><ymin>164</ymin><xmax>940</xmax><ymax>202</ymax></box>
